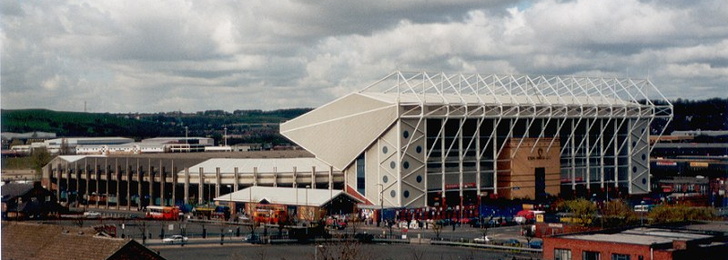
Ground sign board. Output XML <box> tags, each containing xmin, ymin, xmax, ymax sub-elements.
<box><xmin>690</xmin><ymin>162</ymin><xmax>709</xmax><ymax>167</ymax></box>
<box><xmin>548</xmin><ymin>223</ymin><xmax>563</xmax><ymax>228</ymax></box>
<box><xmin>536</xmin><ymin>214</ymin><xmax>544</xmax><ymax>223</ymax></box>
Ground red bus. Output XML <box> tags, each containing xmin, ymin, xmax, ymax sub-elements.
<box><xmin>146</xmin><ymin>206</ymin><xmax>181</xmax><ymax>220</ymax></box>
<box><xmin>253</xmin><ymin>204</ymin><xmax>288</xmax><ymax>224</ymax></box>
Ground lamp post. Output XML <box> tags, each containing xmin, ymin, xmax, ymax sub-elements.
<box><xmin>377</xmin><ymin>184</ymin><xmax>384</xmax><ymax>227</ymax></box>
<box><xmin>223</xmin><ymin>127</ymin><xmax>227</xmax><ymax>147</ymax></box>
<box><xmin>227</xmin><ymin>184</ymin><xmax>232</xmax><ymax>220</ymax></box>
<box><xmin>305</xmin><ymin>185</ymin><xmax>310</xmax><ymax>220</ymax></box>
<box><xmin>640</xmin><ymin>200</ymin><xmax>646</xmax><ymax>226</ymax></box>
<box><xmin>305</xmin><ymin>185</ymin><xmax>310</xmax><ymax>236</ymax></box>
<box><xmin>184</xmin><ymin>126</ymin><xmax>188</xmax><ymax>143</ymax></box>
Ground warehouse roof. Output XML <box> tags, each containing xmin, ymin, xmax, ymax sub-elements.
<box><xmin>213</xmin><ymin>186</ymin><xmax>361</xmax><ymax>207</ymax></box>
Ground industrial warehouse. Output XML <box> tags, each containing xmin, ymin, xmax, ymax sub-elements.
<box><xmin>41</xmin><ymin>72</ymin><xmax>673</xmax><ymax>217</ymax></box>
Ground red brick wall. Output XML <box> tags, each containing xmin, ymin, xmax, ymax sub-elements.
<box><xmin>542</xmin><ymin>236</ymin><xmax>674</xmax><ymax>260</ymax></box>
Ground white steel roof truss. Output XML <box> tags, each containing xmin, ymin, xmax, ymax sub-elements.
<box><xmin>425</xmin><ymin>116</ymin><xmax>448</xmax><ymax>160</ymax></box>
<box><xmin>555</xmin><ymin>76</ymin><xmax>587</xmax><ymax>156</ymax></box>
<box><xmin>478</xmin><ymin>115</ymin><xmax>503</xmax><ymax>159</ymax></box>
<box><xmin>496</xmin><ymin>117</ymin><xmax>519</xmax><ymax>161</ymax></box>
<box><xmin>462</xmin><ymin>116</ymin><xmax>486</xmax><ymax>161</ymax></box>
<box><xmin>559</xmin><ymin>114</ymin><xmax>586</xmax><ymax>156</ymax></box>
<box><xmin>648</xmin><ymin>77</ymin><xmax>673</xmax><ymax>118</ymax></box>
<box><xmin>443</xmin><ymin>118</ymin><xmax>468</xmax><ymax>159</ymax></box>
<box><xmin>511</xmin><ymin>76</ymin><xmax>541</xmax><ymax>152</ymax></box>
<box><xmin>536</xmin><ymin>76</ymin><xmax>570</xmax><ymax>153</ymax></box>
<box><xmin>477</xmin><ymin>74</ymin><xmax>504</xmax><ymax>106</ymax></box>
<box><xmin>572</xmin><ymin>116</ymin><xmax>601</xmax><ymax>158</ymax></box>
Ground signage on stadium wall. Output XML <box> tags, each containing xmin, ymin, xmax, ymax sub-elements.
<box><xmin>444</xmin><ymin>183</ymin><xmax>476</xmax><ymax>189</ymax></box>
<box><xmin>527</xmin><ymin>148</ymin><xmax>551</xmax><ymax>161</ymax></box>
<box><xmin>656</xmin><ymin>161</ymin><xmax>677</xmax><ymax>166</ymax></box>
<box><xmin>689</xmin><ymin>162</ymin><xmax>709</xmax><ymax>167</ymax></box>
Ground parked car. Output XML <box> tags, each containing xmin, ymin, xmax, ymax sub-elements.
<box><xmin>83</xmin><ymin>211</ymin><xmax>101</xmax><ymax>218</ymax></box>
<box><xmin>242</xmin><ymin>234</ymin><xmax>261</xmax><ymax>244</ymax></box>
<box><xmin>162</xmin><ymin>235</ymin><xmax>188</xmax><ymax>244</ymax></box>
<box><xmin>503</xmin><ymin>239</ymin><xmax>521</xmax><ymax>247</ymax></box>
<box><xmin>473</xmin><ymin>236</ymin><xmax>491</xmax><ymax>243</ymax></box>
<box><xmin>528</xmin><ymin>240</ymin><xmax>543</xmax><ymax>249</ymax></box>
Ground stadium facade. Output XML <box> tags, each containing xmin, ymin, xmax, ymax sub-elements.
<box><xmin>281</xmin><ymin>71</ymin><xmax>673</xmax><ymax>209</ymax></box>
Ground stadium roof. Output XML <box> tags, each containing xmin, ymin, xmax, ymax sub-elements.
<box><xmin>281</xmin><ymin>71</ymin><xmax>673</xmax><ymax>170</ymax></box>
<box><xmin>213</xmin><ymin>186</ymin><xmax>361</xmax><ymax>207</ymax></box>
<box><xmin>181</xmin><ymin>157</ymin><xmax>336</xmax><ymax>174</ymax></box>
<box><xmin>360</xmin><ymin>71</ymin><xmax>671</xmax><ymax>109</ymax></box>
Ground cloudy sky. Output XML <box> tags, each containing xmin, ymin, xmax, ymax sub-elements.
<box><xmin>2</xmin><ymin>0</ymin><xmax>726</xmax><ymax>113</ymax></box>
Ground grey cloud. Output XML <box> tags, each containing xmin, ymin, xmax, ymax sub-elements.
<box><xmin>1</xmin><ymin>0</ymin><xmax>726</xmax><ymax>113</ymax></box>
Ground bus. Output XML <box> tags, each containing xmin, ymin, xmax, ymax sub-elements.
<box><xmin>146</xmin><ymin>206</ymin><xmax>181</xmax><ymax>220</ymax></box>
<box><xmin>253</xmin><ymin>204</ymin><xmax>289</xmax><ymax>224</ymax></box>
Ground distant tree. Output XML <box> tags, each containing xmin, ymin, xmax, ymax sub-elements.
<box><xmin>648</xmin><ymin>204</ymin><xmax>717</xmax><ymax>224</ymax></box>
<box><xmin>30</xmin><ymin>147</ymin><xmax>52</xmax><ymax>179</ymax></box>
<box><xmin>59</xmin><ymin>138</ymin><xmax>72</xmax><ymax>155</ymax></box>
<box><xmin>564</xmin><ymin>198</ymin><xmax>598</xmax><ymax>226</ymax></box>
<box><xmin>432</xmin><ymin>222</ymin><xmax>443</xmax><ymax>240</ymax></box>
<box><xmin>601</xmin><ymin>199</ymin><xmax>638</xmax><ymax>228</ymax></box>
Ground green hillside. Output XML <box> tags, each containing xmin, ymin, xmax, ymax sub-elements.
<box><xmin>0</xmin><ymin>108</ymin><xmax>312</xmax><ymax>143</ymax></box>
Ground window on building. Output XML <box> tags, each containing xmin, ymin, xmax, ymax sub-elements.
<box><xmin>611</xmin><ymin>254</ymin><xmax>630</xmax><ymax>260</ymax></box>
<box><xmin>356</xmin><ymin>154</ymin><xmax>365</xmax><ymax>196</ymax></box>
<box><xmin>554</xmin><ymin>249</ymin><xmax>572</xmax><ymax>260</ymax></box>
<box><xmin>583</xmin><ymin>251</ymin><xmax>600</xmax><ymax>260</ymax></box>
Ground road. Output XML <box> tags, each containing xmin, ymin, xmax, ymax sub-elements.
<box><xmin>153</xmin><ymin>243</ymin><xmax>539</xmax><ymax>260</ymax></box>
<box><xmin>41</xmin><ymin>207</ymin><xmax>541</xmax><ymax>259</ymax></box>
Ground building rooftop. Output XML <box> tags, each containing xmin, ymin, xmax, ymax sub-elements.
<box><xmin>560</xmin><ymin>227</ymin><xmax>714</xmax><ymax>246</ymax></box>
<box><xmin>182</xmin><ymin>157</ymin><xmax>337</xmax><ymax>174</ymax></box>
<box><xmin>1</xmin><ymin>222</ymin><xmax>165</xmax><ymax>260</ymax></box>
<box><xmin>214</xmin><ymin>186</ymin><xmax>361</xmax><ymax>207</ymax></box>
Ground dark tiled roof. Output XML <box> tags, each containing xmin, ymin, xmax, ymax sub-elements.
<box><xmin>1</xmin><ymin>183</ymin><xmax>33</xmax><ymax>199</ymax></box>
<box><xmin>1</xmin><ymin>222</ymin><xmax>165</xmax><ymax>260</ymax></box>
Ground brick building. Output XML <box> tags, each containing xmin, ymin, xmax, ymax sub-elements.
<box><xmin>543</xmin><ymin>227</ymin><xmax>727</xmax><ymax>260</ymax></box>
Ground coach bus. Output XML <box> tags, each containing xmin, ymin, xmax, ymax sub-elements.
<box><xmin>145</xmin><ymin>206</ymin><xmax>181</xmax><ymax>220</ymax></box>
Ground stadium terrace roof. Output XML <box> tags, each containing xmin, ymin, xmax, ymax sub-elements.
<box><xmin>180</xmin><ymin>157</ymin><xmax>337</xmax><ymax>174</ymax></box>
<box><xmin>360</xmin><ymin>71</ymin><xmax>672</xmax><ymax>114</ymax></box>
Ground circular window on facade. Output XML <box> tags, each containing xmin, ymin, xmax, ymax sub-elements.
<box><xmin>403</xmin><ymin>190</ymin><xmax>410</xmax><ymax>198</ymax></box>
<box><xmin>390</xmin><ymin>161</ymin><xmax>396</xmax><ymax>169</ymax></box>
<box><xmin>641</xmin><ymin>154</ymin><xmax>646</xmax><ymax>161</ymax></box>
<box><xmin>382</xmin><ymin>146</ymin><xmax>388</xmax><ymax>154</ymax></box>
<box><xmin>415</xmin><ymin>145</ymin><xmax>422</xmax><ymax>154</ymax></box>
<box><xmin>390</xmin><ymin>190</ymin><xmax>396</xmax><ymax>198</ymax></box>
<box><xmin>403</xmin><ymin>130</ymin><xmax>410</xmax><ymax>139</ymax></box>
<box><xmin>403</xmin><ymin>161</ymin><xmax>410</xmax><ymax>169</ymax></box>
<box><xmin>642</xmin><ymin>178</ymin><xmax>647</xmax><ymax>185</ymax></box>
<box><xmin>632</xmin><ymin>166</ymin><xmax>638</xmax><ymax>173</ymax></box>
<box><xmin>383</xmin><ymin>176</ymin><xmax>388</xmax><ymax>183</ymax></box>
<box><xmin>416</xmin><ymin>175</ymin><xmax>422</xmax><ymax>183</ymax></box>
<box><xmin>632</xmin><ymin>141</ymin><xmax>637</xmax><ymax>148</ymax></box>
